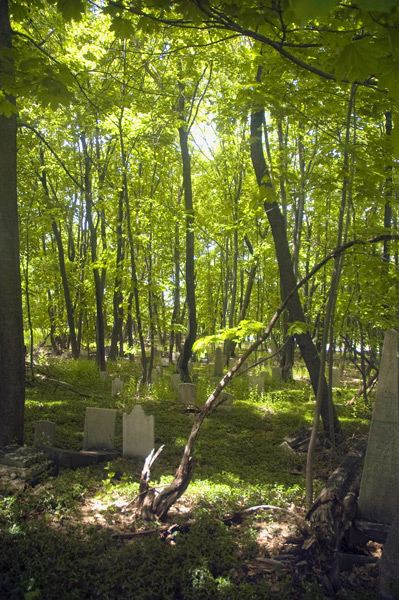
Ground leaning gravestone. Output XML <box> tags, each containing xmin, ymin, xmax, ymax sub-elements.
<box><xmin>379</xmin><ymin>494</ymin><xmax>399</xmax><ymax>600</ymax></box>
<box><xmin>112</xmin><ymin>376</ymin><xmax>123</xmax><ymax>397</ymax></box>
<box><xmin>213</xmin><ymin>347</ymin><xmax>224</xmax><ymax>377</ymax></box>
<box><xmin>357</xmin><ymin>329</ymin><xmax>399</xmax><ymax>525</ymax></box>
<box><xmin>123</xmin><ymin>405</ymin><xmax>154</xmax><ymax>459</ymax></box>
<box><xmin>249</xmin><ymin>375</ymin><xmax>264</xmax><ymax>394</ymax></box>
<box><xmin>178</xmin><ymin>383</ymin><xmax>197</xmax><ymax>406</ymax></box>
<box><xmin>215</xmin><ymin>391</ymin><xmax>234</xmax><ymax>412</ymax></box>
<box><xmin>82</xmin><ymin>407</ymin><xmax>117</xmax><ymax>451</ymax></box>
<box><xmin>34</xmin><ymin>421</ymin><xmax>56</xmax><ymax>447</ymax></box>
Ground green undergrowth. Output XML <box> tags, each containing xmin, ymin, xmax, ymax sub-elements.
<box><xmin>1</xmin><ymin>357</ymin><xmax>373</xmax><ymax>599</ymax></box>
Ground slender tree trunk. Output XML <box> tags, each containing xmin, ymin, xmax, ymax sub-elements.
<box><xmin>109</xmin><ymin>191</ymin><xmax>124</xmax><ymax>361</ymax></box>
<box><xmin>0</xmin><ymin>0</ymin><xmax>25</xmax><ymax>446</ymax></box>
<box><xmin>250</xmin><ymin>107</ymin><xmax>341</xmax><ymax>441</ymax></box>
<box><xmin>177</xmin><ymin>85</ymin><xmax>197</xmax><ymax>382</ymax></box>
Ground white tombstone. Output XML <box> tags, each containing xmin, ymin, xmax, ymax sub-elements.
<box><xmin>161</xmin><ymin>357</ymin><xmax>169</xmax><ymax>367</ymax></box>
<box><xmin>112</xmin><ymin>376</ymin><xmax>123</xmax><ymax>397</ymax></box>
<box><xmin>34</xmin><ymin>420</ymin><xmax>56</xmax><ymax>447</ymax></box>
<box><xmin>213</xmin><ymin>347</ymin><xmax>224</xmax><ymax>377</ymax></box>
<box><xmin>249</xmin><ymin>375</ymin><xmax>264</xmax><ymax>394</ymax></box>
<box><xmin>82</xmin><ymin>407</ymin><xmax>117</xmax><ymax>450</ymax></box>
<box><xmin>170</xmin><ymin>373</ymin><xmax>181</xmax><ymax>390</ymax></box>
<box><xmin>123</xmin><ymin>405</ymin><xmax>154</xmax><ymax>459</ymax></box>
<box><xmin>178</xmin><ymin>383</ymin><xmax>197</xmax><ymax>406</ymax></box>
<box><xmin>172</xmin><ymin>352</ymin><xmax>179</xmax><ymax>362</ymax></box>
<box><xmin>216</xmin><ymin>392</ymin><xmax>234</xmax><ymax>412</ymax></box>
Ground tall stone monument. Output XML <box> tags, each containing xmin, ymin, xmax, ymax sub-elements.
<box><xmin>357</xmin><ymin>329</ymin><xmax>399</xmax><ymax>525</ymax></box>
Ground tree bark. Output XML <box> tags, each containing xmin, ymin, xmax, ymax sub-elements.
<box><xmin>250</xmin><ymin>107</ymin><xmax>341</xmax><ymax>441</ymax></box>
<box><xmin>0</xmin><ymin>0</ymin><xmax>25</xmax><ymax>446</ymax></box>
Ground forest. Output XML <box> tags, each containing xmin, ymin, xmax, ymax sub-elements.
<box><xmin>0</xmin><ymin>0</ymin><xmax>399</xmax><ymax>598</ymax></box>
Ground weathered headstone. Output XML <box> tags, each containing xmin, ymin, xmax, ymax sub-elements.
<box><xmin>272</xmin><ymin>366</ymin><xmax>282</xmax><ymax>380</ymax></box>
<box><xmin>34</xmin><ymin>421</ymin><xmax>56</xmax><ymax>447</ymax></box>
<box><xmin>249</xmin><ymin>375</ymin><xmax>264</xmax><ymax>394</ymax></box>
<box><xmin>82</xmin><ymin>407</ymin><xmax>117</xmax><ymax>451</ymax></box>
<box><xmin>379</xmin><ymin>494</ymin><xmax>399</xmax><ymax>600</ymax></box>
<box><xmin>331</xmin><ymin>367</ymin><xmax>341</xmax><ymax>388</ymax></box>
<box><xmin>156</xmin><ymin>365</ymin><xmax>163</xmax><ymax>376</ymax></box>
<box><xmin>161</xmin><ymin>357</ymin><xmax>169</xmax><ymax>367</ymax></box>
<box><xmin>358</xmin><ymin>329</ymin><xmax>399</xmax><ymax>525</ymax></box>
<box><xmin>213</xmin><ymin>347</ymin><xmax>224</xmax><ymax>377</ymax></box>
<box><xmin>99</xmin><ymin>370</ymin><xmax>107</xmax><ymax>381</ymax></box>
<box><xmin>170</xmin><ymin>373</ymin><xmax>181</xmax><ymax>390</ymax></box>
<box><xmin>123</xmin><ymin>405</ymin><xmax>154</xmax><ymax>459</ymax></box>
<box><xmin>178</xmin><ymin>383</ymin><xmax>197</xmax><ymax>406</ymax></box>
<box><xmin>112</xmin><ymin>376</ymin><xmax>123</xmax><ymax>397</ymax></box>
<box><xmin>172</xmin><ymin>351</ymin><xmax>179</xmax><ymax>362</ymax></box>
<box><xmin>215</xmin><ymin>391</ymin><xmax>234</xmax><ymax>412</ymax></box>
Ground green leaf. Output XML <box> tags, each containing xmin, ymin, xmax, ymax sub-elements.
<box><xmin>290</xmin><ymin>0</ymin><xmax>339</xmax><ymax>23</ymax></box>
<box><xmin>392</xmin><ymin>113</ymin><xmax>399</xmax><ymax>158</ymax></box>
<box><xmin>56</xmin><ymin>0</ymin><xmax>85</xmax><ymax>21</ymax></box>
<box><xmin>334</xmin><ymin>38</ymin><xmax>379</xmax><ymax>82</ymax></box>
<box><xmin>287</xmin><ymin>321</ymin><xmax>308</xmax><ymax>336</ymax></box>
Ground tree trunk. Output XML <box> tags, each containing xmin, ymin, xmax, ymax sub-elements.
<box><xmin>250</xmin><ymin>107</ymin><xmax>341</xmax><ymax>442</ymax></box>
<box><xmin>109</xmin><ymin>191</ymin><xmax>124</xmax><ymax>361</ymax></box>
<box><xmin>177</xmin><ymin>86</ymin><xmax>197</xmax><ymax>382</ymax></box>
<box><xmin>0</xmin><ymin>0</ymin><xmax>25</xmax><ymax>446</ymax></box>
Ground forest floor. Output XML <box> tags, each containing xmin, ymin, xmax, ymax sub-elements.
<box><xmin>0</xmin><ymin>354</ymin><xmax>382</xmax><ymax>599</ymax></box>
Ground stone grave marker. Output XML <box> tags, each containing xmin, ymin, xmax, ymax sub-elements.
<box><xmin>34</xmin><ymin>421</ymin><xmax>56</xmax><ymax>447</ymax></box>
<box><xmin>357</xmin><ymin>329</ymin><xmax>399</xmax><ymax>525</ymax></box>
<box><xmin>112</xmin><ymin>376</ymin><xmax>123</xmax><ymax>397</ymax></box>
<box><xmin>331</xmin><ymin>367</ymin><xmax>341</xmax><ymax>388</ymax></box>
<box><xmin>215</xmin><ymin>391</ymin><xmax>234</xmax><ymax>412</ymax></box>
<box><xmin>156</xmin><ymin>365</ymin><xmax>163</xmax><ymax>376</ymax></box>
<box><xmin>170</xmin><ymin>373</ymin><xmax>181</xmax><ymax>390</ymax></box>
<box><xmin>0</xmin><ymin>445</ymin><xmax>53</xmax><ymax>491</ymax></box>
<box><xmin>178</xmin><ymin>383</ymin><xmax>197</xmax><ymax>406</ymax></box>
<box><xmin>379</xmin><ymin>492</ymin><xmax>399</xmax><ymax>600</ymax></box>
<box><xmin>99</xmin><ymin>370</ymin><xmax>107</xmax><ymax>381</ymax></box>
<box><xmin>123</xmin><ymin>405</ymin><xmax>154</xmax><ymax>459</ymax></box>
<box><xmin>82</xmin><ymin>407</ymin><xmax>117</xmax><ymax>451</ymax></box>
<box><xmin>272</xmin><ymin>366</ymin><xmax>282</xmax><ymax>380</ymax></box>
<box><xmin>249</xmin><ymin>375</ymin><xmax>264</xmax><ymax>394</ymax></box>
<box><xmin>161</xmin><ymin>357</ymin><xmax>169</xmax><ymax>367</ymax></box>
<box><xmin>213</xmin><ymin>347</ymin><xmax>224</xmax><ymax>377</ymax></box>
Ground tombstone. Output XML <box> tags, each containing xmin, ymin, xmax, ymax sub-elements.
<box><xmin>178</xmin><ymin>383</ymin><xmax>197</xmax><ymax>406</ymax></box>
<box><xmin>249</xmin><ymin>375</ymin><xmax>264</xmax><ymax>394</ymax></box>
<box><xmin>161</xmin><ymin>357</ymin><xmax>169</xmax><ymax>367</ymax></box>
<box><xmin>170</xmin><ymin>373</ymin><xmax>181</xmax><ymax>390</ymax></box>
<box><xmin>213</xmin><ymin>347</ymin><xmax>224</xmax><ymax>377</ymax></box>
<box><xmin>172</xmin><ymin>352</ymin><xmax>179</xmax><ymax>362</ymax></box>
<box><xmin>379</xmin><ymin>495</ymin><xmax>399</xmax><ymax>599</ymax></box>
<box><xmin>34</xmin><ymin>421</ymin><xmax>56</xmax><ymax>447</ymax></box>
<box><xmin>112</xmin><ymin>376</ymin><xmax>123</xmax><ymax>397</ymax></box>
<box><xmin>271</xmin><ymin>366</ymin><xmax>282</xmax><ymax>380</ymax></box>
<box><xmin>123</xmin><ymin>405</ymin><xmax>154</xmax><ymax>459</ymax></box>
<box><xmin>82</xmin><ymin>407</ymin><xmax>117</xmax><ymax>451</ymax></box>
<box><xmin>156</xmin><ymin>365</ymin><xmax>163</xmax><ymax>376</ymax></box>
<box><xmin>80</xmin><ymin>349</ymin><xmax>89</xmax><ymax>358</ymax></box>
<box><xmin>99</xmin><ymin>370</ymin><xmax>107</xmax><ymax>381</ymax></box>
<box><xmin>331</xmin><ymin>367</ymin><xmax>341</xmax><ymax>388</ymax></box>
<box><xmin>215</xmin><ymin>391</ymin><xmax>234</xmax><ymax>412</ymax></box>
<box><xmin>358</xmin><ymin>329</ymin><xmax>399</xmax><ymax>525</ymax></box>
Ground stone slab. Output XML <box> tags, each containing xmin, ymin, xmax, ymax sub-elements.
<box><xmin>34</xmin><ymin>420</ymin><xmax>56</xmax><ymax>447</ymax></box>
<box><xmin>170</xmin><ymin>373</ymin><xmax>181</xmax><ymax>390</ymax></box>
<box><xmin>357</xmin><ymin>421</ymin><xmax>399</xmax><ymax>524</ymax></box>
<box><xmin>249</xmin><ymin>375</ymin><xmax>264</xmax><ymax>394</ymax></box>
<box><xmin>178</xmin><ymin>383</ymin><xmax>197</xmax><ymax>405</ymax></box>
<box><xmin>112</xmin><ymin>376</ymin><xmax>124</xmax><ymax>396</ymax></box>
<box><xmin>38</xmin><ymin>446</ymin><xmax>119</xmax><ymax>469</ymax></box>
<box><xmin>82</xmin><ymin>407</ymin><xmax>117</xmax><ymax>451</ymax></box>
<box><xmin>0</xmin><ymin>445</ymin><xmax>48</xmax><ymax>468</ymax></box>
<box><xmin>215</xmin><ymin>392</ymin><xmax>234</xmax><ymax>412</ymax></box>
<box><xmin>123</xmin><ymin>405</ymin><xmax>154</xmax><ymax>459</ymax></box>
